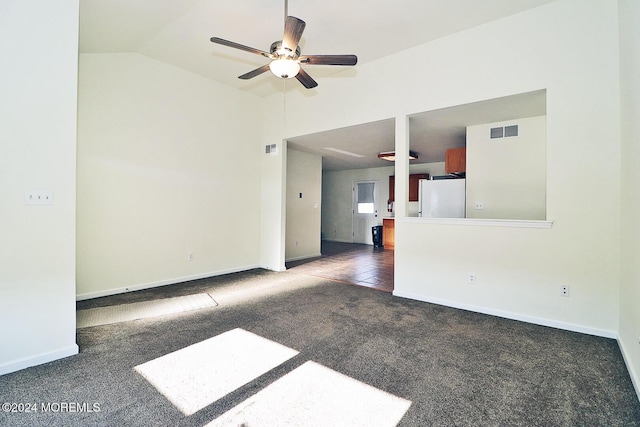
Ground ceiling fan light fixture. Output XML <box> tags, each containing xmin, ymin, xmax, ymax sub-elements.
<box><xmin>269</xmin><ymin>59</ymin><xmax>300</xmax><ymax>79</ymax></box>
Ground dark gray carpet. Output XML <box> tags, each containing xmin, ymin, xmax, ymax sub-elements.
<box><xmin>1</xmin><ymin>269</ymin><xmax>638</xmax><ymax>426</ymax></box>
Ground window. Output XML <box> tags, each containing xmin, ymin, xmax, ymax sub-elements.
<box><xmin>356</xmin><ymin>182</ymin><xmax>375</xmax><ymax>214</ymax></box>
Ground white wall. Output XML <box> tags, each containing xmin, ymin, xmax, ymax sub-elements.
<box><xmin>259</xmin><ymin>104</ymin><xmax>287</xmax><ymax>272</ymax></box>
<box><xmin>76</xmin><ymin>53</ymin><xmax>262</xmax><ymax>299</ymax></box>
<box><xmin>466</xmin><ymin>116</ymin><xmax>546</xmax><ymax>220</ymax></box>
<box><xmin>322</xmin><ymin>163</ymin><xmax>446</xmax><ymax>242</ymax></box>
<box><xmin>618</xmin><ymin>0</ymin><xmax>640</xmax><ymax>398</ymax></box>
<box><xmin>322</xmin><ymin>167</ymin><xmax>391</xmax><ymax>243</ymax></box>
<box><xmin>286</xmin><ymin>149</ymin><xmax>322</xmax><ymax>261</ymax></box>
<box><xmin>0</xmin><ymin>0</ymin><xmax>79</xmax><ymax>374</ymax></box>
<box><xmin>262</xmin><ymin>0</ymin><xmax>622</xmax><ymax>338</ymax></box>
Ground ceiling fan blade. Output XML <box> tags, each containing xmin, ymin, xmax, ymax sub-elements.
<box><xmin>282</xmin><ymin>16</ymin><xmax>306</xmax><ymax>52</ymax></box>
<box><xmin>295</xmin><ymin>67</ymin><xmax>318</xmax><ymax>89</ymax></box>
<box><xmin>238</xmin><ymin>64</ymin><xmax>271</xmax><ymax>80</ymax></box>
<box><xmin>299</xmin><ymin>54</ymin><xmax>358</xmax><ymax>66</ymax></box>
<box><xmin>210</xmin><ymin>37</ymin><xmax>272</xmax><ymax>58</ymax></box>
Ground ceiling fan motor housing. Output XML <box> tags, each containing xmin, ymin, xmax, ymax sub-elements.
<box><xmin>270</xmin><ymin>41</ymin><xmax>301</xmax><ymax>60</ymax></box>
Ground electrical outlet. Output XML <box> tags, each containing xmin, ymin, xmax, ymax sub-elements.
<box><xmin>187</xmin><ymin>252</ymin><xmax>194</xmax><ymax>261</ymax></box>
<box><xmin>468</xmin><ymin>273</ymin><xmax>476</xmax><ymax>284</ymax></box>
<box><xmin>474</xmin><ymin>202</ymin><xmax>484</xmax><ymax>210</ymax></box>
<box><xmin>561</xmin><ymin>285</ymin><xmax>570</xmax><ymax>297</ymax></box>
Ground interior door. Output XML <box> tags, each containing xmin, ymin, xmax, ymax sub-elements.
<box><xmin>352</xmin><ymin>180</ymin><xmax>379</xmax><ymax>244</ymax></box>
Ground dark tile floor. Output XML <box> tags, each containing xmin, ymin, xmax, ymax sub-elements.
<box><xmin>286</xmin><ymin>241</ymin><xmax>394</xmax><ymax>292</ymax></box>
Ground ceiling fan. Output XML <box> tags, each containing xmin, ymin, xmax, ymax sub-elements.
<box><xmin>209</xmin><ymin>2</ymin><xmax>357</xmax><ymax>89</ymax></box>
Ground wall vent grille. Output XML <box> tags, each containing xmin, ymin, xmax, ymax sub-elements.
<box><xmin>265</xmin><ymin>144</ymin><xmax>277</xmax><ymax>154</ymax></box>
<box><xmin>505</xmin><ymin>125</ymin><xmax>519</xmax><ymax>137</ymax></box>
<box><xmin>490</xmin><ymin>125</ymin><xmax>519</xmax><ymax>139</ymax></box>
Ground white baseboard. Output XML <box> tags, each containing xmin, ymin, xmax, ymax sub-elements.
<box><xmin>285</xmin><ymin>252</ymin><xmax>322</xmax><ymax>263</ymax></box>
<box><xmin>322</xmin><ymin>238</ymin><xmax>354</xmax><ymax>244</ymax></box>
<box><xmin>392</xmin><ymin>290</ymin><xmax>618</xmax><ymax>339</ymax></box>
<box><xmin>0</xmin><ymin>344</ymin><xmax>79</xmax><ymax>376</ymax></box>
<box><xmin>76</xmin><ymin>265</ymin><xmax>260</xmax><ymax>301</ymax></box>
<box><xmin>261</xmin><ymin>265</ymin><xmax>287</xmax><ymax>272</ymax></box>
<box><xmin>618</xmin><ymin>338</ymin><xmax>640</xmax><ymax>402</ymax></box>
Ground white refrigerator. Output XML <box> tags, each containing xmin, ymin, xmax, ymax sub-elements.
<box><xmin>418</xmin><ymin>178</ymin><xmax>466</xmax><ymax>218</ymax></box>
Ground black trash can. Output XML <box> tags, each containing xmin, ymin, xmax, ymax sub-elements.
<box><xmin>372</xmin><ymin>225</ymin><xmax>383</xmax><ymax>248</ymax></box>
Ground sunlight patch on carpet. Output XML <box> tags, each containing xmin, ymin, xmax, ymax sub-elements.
<box><xmin>206</xmin><ymin>361</ymin><xmax>412</xmax><ymax>427</ymax></box>
<box><xmin>134</xmin><ymin>328</ymin><xmax>299</xmax><ymax>416</ymax></box>
<box><xmin>76</xmin><ymin>293</ymin><xmax>218</xmax><ymax>328</ymax></box>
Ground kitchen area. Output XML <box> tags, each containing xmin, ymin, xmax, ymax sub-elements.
<box><xmin>383</xmin><ymin>147</ymin><xmax>466</xmax><ymax>250</ymax></box>
<box><xmin>288</xmin><ymin>90</ymin><xmax>547</xmax><ymax>260</ymax></box>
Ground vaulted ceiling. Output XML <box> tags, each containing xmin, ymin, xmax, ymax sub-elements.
<box><xmin>79</xmin><ymin>0</ymin><xmax>554</xmax><ymax>169</ymax></box>
<box><xmin>80</xmin><ymin>0</ymin><xmax>555</xmax><ymax>98</ymax></box>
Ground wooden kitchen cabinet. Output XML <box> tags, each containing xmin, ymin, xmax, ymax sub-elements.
<box><xmin>409</xmin><ymin>174</ymin><xmax>428</xmax><ymax>201</ymax></box>
<box><xmin>383</xmin><ymin>218</ymin><xmax>395</xmax><ymax>250</ymax></box>
<box><xmin>388</xmin><ymin>173</ymin><xmax>429</xmax><ymax>202</ymax></box>
<box><xmin>445</xmin><ymin>147</ymin><xmax>466</xmax><ymax>174</ymax></box>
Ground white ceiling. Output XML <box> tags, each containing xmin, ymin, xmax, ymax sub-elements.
<box><xmin>79</xmin><ymin>0</ymin><xmax>553</xmax><ymax>170</ymax></box>
<box><xmin>289</xmin><ymin>90</ymin><xmax>546</xmax><ymax>170</ymax></box>
<box><xmin>79</xmin><ymin>0</ymin><xmax>555</xmax><ymax>98</ymax></box>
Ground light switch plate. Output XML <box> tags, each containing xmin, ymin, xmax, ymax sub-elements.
<box><xmin>25</xmin><ymin>190</ymin><xmax>53</xmax><ymax>205</ymax></box>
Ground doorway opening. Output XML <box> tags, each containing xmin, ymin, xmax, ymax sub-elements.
<box><xmin>286</xmin><ymin>241</ymin><xmax>394</xmax><ymax>293</ymax></box>
<box><xmin>352</xmin><ymin>180</ymin><xmax>379</xmax><ymax>245</ymax></box>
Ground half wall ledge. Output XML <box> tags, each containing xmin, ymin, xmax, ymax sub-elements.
<box><xmin>402</xmin><ymin>218</ymin><xmax>553</xmax><ymax>228</ymax></box>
